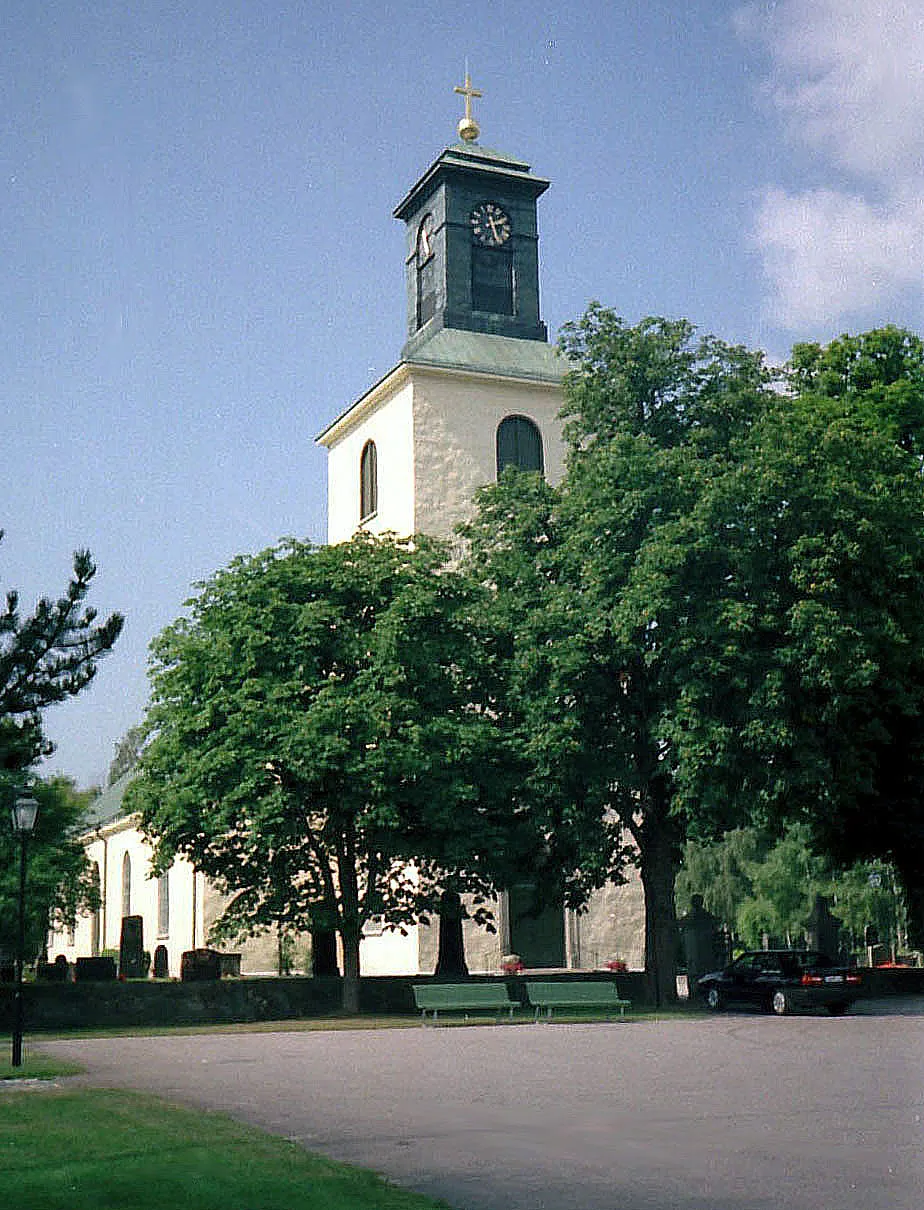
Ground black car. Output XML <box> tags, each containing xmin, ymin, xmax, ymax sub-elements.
<box><xmin>698</xmin><ymin>950</ymin><xmax>862</xmax><ymax>1015</ymax></box>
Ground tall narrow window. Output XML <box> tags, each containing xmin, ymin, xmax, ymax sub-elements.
<box><xmin>360</xmin><ymin>440</ymin><xmax>378</xmax><ymax>521</ymax></box>
<box><xmin>496</xmin><ymin>415</ymin><xmax>544</xmax><ymax>476</ymax></box>
<box><xmin>121</xmin><ymin>852</ymin><xmax>132</xmax><ymax>919</ymax></box>
<box><xmin>472</xmin><ymin>245</ymin><xmax>514</xmax><ymax>314</ymax></box>
<box><xmin>90</xmin><ymin>863</ymin><xmax>102</xmax><ymax>955</ymax></box>
<box><xmin>157</xmin><ymin>871</ymin><xmax>170</xmax><ymax>938</ymax></box>
<box><xmin>416</xmin><ymin>214</ymin><xmax>436</xmax><ymax>330</ymax></box>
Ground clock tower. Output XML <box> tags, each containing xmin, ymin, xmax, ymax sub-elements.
<box><xmin>317</xmin><ymin>77</ymin><xmax>645</xmax><ymax>977</ymax></box>
<box><xmin>394</xmin><ymin>73</ymin><xmax>550</xmax><ymax>356</ymax></box>
<box><xmin>318</xmin><ymin>75</ymin><xmax>565</xmax><ymax>547</ymax></box>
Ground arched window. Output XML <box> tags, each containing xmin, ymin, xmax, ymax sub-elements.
<box><xmin>416</xmin><ymin>213</ymin><xmax>436</xmax><ymax>330</ymax></box>
<box><xmin>121</xmin><ymin>852</ymin><xmax>132</xmax><ymax>919</ymax></box>
<box><xmin>496</xmin><ymin>415</ymin><xmax>544</xmax><ymax>477</ymax></box>
<box><xmin>360</xmin><ymin>440</ymin><xmax>378</xmax><ymax>521</ymax></box>
<box><xmin>157</xmin><ymin>871</ymin><xmax>170</xmax><ymax>938</ymax></box>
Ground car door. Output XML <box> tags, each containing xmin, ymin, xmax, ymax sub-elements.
<box><xmin>727</xmin><ymin>954</ymin><xmax>762</xmax><ymax>1005</ymax></box>
<box><xmin>753</xmin><ymin>954</ymin><xmax>784</xmax><ymax>1007</ymax></box>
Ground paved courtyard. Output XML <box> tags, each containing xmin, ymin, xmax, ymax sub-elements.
<box><xmin>41</xmin><ymin>1002</ymin><xmax>924</xmax><ymax>1210</ymax></box>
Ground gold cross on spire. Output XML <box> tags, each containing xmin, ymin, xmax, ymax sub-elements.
<box><xmin>454</xmin><ymin>68</ymin><xmax>482</xmax><ymax>142</ymax></box>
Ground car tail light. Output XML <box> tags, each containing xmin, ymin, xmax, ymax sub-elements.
<box><xmin>846</xmin><ymin>973</ymin><xmax>861</xmax><ymax>985</ymax></box>
<box><xmin>801</xmin><ymin>973</ymin><xmax>824</xmax><ymax>986</ymax></box>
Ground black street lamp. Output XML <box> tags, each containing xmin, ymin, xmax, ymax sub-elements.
<box><xmin>11</xmin><ymin>792</ymin><xmax>38</xmax><ymax>1067</ymax></box>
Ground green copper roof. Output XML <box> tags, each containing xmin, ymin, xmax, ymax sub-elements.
<box><xmin>445</xmin><ymin>142</ymin><xmax>532</xmax><ymax>170</ymax></box>
<box><xmin>80</xmin><ymin>771</ymin><xmax>135</xmax><ymax>832</ymax></box>
<box><xmin>316</xmin><ymin>332</ymin><xmax>567</xmax><ymax>443</ymax></box>
<box><xmin>406</xmin><ymin>328</ymin><xmax>566</xmax><ymax>383</ymax></box>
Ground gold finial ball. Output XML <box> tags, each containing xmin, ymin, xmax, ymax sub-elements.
<box><xmin>458</xmin><ymin>115</ymin><xmax>480</xmax><ymax>142</ymax></box>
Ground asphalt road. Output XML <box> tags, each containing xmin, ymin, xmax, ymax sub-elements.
<box><xmin>41</xmin><ymin>1002</ymin><xmax>924</xmax><ymax>1210</ymax></box>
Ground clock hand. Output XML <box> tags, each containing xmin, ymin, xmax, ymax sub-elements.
<box><xmin>487</xmin><ymin>214</ymin><xmax>501</xmax><ymax>241</ymax></box>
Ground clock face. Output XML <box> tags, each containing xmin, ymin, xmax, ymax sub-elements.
<box><xmin>470</xmin><ymin>202</ymin><xmax>511</xmax><ymax>247</ymax></box>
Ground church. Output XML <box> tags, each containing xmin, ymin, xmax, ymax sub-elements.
<box><xmin>48</xmin><ymin>78</ymin><xmax>645</xmax><ymax>978</ymax></box>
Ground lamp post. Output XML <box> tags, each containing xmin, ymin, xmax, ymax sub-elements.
<box><xmin>11</xmin><ymin>793</ymin><xmax>38</xmax><ymax>1067</ymax></box>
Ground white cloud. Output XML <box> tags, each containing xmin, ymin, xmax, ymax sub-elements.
<box><xmin>736</xmin><ymin>0</ymin><xmax>924</xmax><ymax>331</ymax></box>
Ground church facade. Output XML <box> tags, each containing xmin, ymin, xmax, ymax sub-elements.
<box><xmin>49</xmin><ymin>83</ymin><xmax>644</xmax><ymax>978</ymax></box>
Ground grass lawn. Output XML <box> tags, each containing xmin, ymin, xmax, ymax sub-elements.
<box><xmin>0</xmin><ymin>1087</ymin><xmax>453</xmax><ymax>1210</ymax></box>
<box><xmin>0</xmin><ymin>1053</ymin><xmax>84</xmax><ymax>1080</ymax></box>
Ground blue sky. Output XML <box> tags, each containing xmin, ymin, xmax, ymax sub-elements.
<box><xmin>3</xmin><ymin>0</ymin><xmax>923</xmax><ymax>788</ymax></box>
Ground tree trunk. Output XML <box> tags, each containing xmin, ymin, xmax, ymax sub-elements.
<box><xmin>340</xmin><ymin>922</ymin><xmax>361</xmax><ymax>1014</ymax></box>
<box><xmin>638</xmin><ymin>804</ymin><xmax>682</xmax><ymax>1007</ymax></box>
<box><xmin>339</xmin><ymin>828</ymin><xmax>362</xmax><ymax>1014</ymax></box>
<box><xmin>435</xmin><ymin>890</ymin><xmax>468</xmax><ymax>977</ymax></box>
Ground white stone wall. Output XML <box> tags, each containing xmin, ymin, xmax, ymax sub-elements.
<box><xmin>358</xmin><ymin>925</ymin><xmax>421</xmax><ymax>976</ymax></box>
<box><xmin>411</xmin><ymin>369</ymin><xmax>565</xmax><ymax>537</ymax></box>
<box><xmin>323</xmin><ymin>365</ymin><xmax>564</xmax><ymax>545</ymax></box>
<box><xmin>326</xmin><ymin>374</ymin><xmax>416</xmax><ymax>543</ymax></box>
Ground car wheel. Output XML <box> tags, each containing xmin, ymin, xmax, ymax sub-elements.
<box><xmin>771</xmin><ymin>989</ymin><xmax>789</xmax><ymax>1016</ymax></box>
<box><xmin>827</xmin><ymin>1002</ymin><xmax>849</xmax><ymax>1016</ymax></box>
<box><xmin>705</xmin><ymin>986</ymin><xmax>723</xmax><ymax>1012</ymax></box>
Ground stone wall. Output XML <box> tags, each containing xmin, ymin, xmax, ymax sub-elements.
<box><xmin>0</xmin><ymin>971</ymin><xmax>652</xmax><ymax>1032</ymax></box>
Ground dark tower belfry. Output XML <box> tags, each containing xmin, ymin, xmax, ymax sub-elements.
<box><xmin>394</xmin><ymin>73</ymin><xmax>550</xmax><ymax>358</ymax></box>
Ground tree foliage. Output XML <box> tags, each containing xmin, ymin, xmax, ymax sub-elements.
<box><xmin>107</xmin><ymin>724</ymin><xmax>145</xmax><ymax>787</ymax></box>
<box><xmin>1</xmin><ymin>534</ymin><xmax>123</xmax><ymax>774</ymax></box>
<box><xmin>128</xmin><ymin>533</ymin><xmax>522</xmax><ymax>1010</ymax></box>
<box><xmin>462</xmin><ymin>307</ymin><xmax>924</xmax><ymax>999</ymax></box>
<box><xmin>0</xmin><ymin>775</ymin><xmax>101</xmax><ymax>964</ymax></box>
<box><xmin>678</xmin><ymin>827</ymin><xmax>910</xmax><ymax>956</ymax></box>
<box><xmin>464</xmin><ymin>309</ymin><xmax>773</xmax><ymax>1002</ymax></box>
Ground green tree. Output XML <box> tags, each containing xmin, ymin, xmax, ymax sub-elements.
<box><xmin>464</xmin><ymin>309</ymin><xmax>773</xmax><ymax>1003</ymax></box>
<box><xmin>107</xmin><ymin>724</ymin><xmax>145</xmax><ymax>787</ymax></box>
<box><xmin>771</xmin><ymin>329</ymin><xmax>924</xmax><ymax>946</ymax></box>
<box><xmin>465</xmin><ymin>309</ymin><xmax>924</xmax><ymax>999</ymax></box>
<box><xmin>1</xmin><ymin>533</ymin><xmax>123</xmax><ymax>775</ymax></box>
<box><xmin>0</xmin><ymin>775</ymin><xmax>101</xmax><ymax>964</ymax></box>
<box><xmin>829</xmin><ymin>861</ymin><xmax>908</xmax><ymax>955</ymax></box>
<box><xmin>676</xmin><ymin>828</ymin><xmax>764</xmax><ymax>936</ymax></box>
<box><xmin>128</xmin><ymin>533</ymin><xmax>520</xmax><ymax>1012</ymax></box>
<box><xmin>680</xmin><ymin>827</ymin><xmax>911</xmax><ymax>958</ymax></box>
<box><xmin>734</xmin><ymin>827</ymin><xmax>831</xmax><ymax>949</ymax></box>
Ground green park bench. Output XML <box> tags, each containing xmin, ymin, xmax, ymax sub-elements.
<box><xmin>525</xmin><ymin>980</ymin><xmax>632</xmax><ymax>1021</ymax></box>
<box><xmin>412</xmin><ymin>982</ymin><xmax>518</xmax><ymax>1023</ymax></box>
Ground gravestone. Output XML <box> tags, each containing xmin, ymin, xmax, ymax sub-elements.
<box><xmin>806</xmin><ymin>894</ymin><xmax>839</xmax><ymax>956</ymax></box>
<box><xmin>180</xmin><ymin>948</ymin><xmax>221</xmax><ymax>981</ymax></box>
<box><xmin>677</xmin><ymin>895</ymin><xmax>725</xmax><ymax>1002</ymax></box>
<box><xmin>74</xmin><ymin>956</ymin><xmax>117</xmax><ymax>982</ymax></box>
<box><xmin>152</xmin><ymin>944</ymin><xmax>169</xmax><ymax>978</ymax></box>
<box><xmin>217</xmin><ymin>953</ymin><xmax>241</xmax><ymax>976</ymax></box>
<box><xmin>119</xmin><ymin>915</ymin><xmax>147</xmax><ymax>978</ymax></box>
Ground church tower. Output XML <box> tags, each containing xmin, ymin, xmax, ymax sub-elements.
<box><xmin>317</xmin><ymin>75</ymin><xmax>566</xmax><ymax>547</ymax></box>
<box><xmin>394</xmin><ymin>74</ymin><xmax>549</xmax><ymax>351</ymax></box>
<box><xmin>316</xmin><ymin>81</ymin><xmax>645</xmax><ymax>977</ymax></box>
